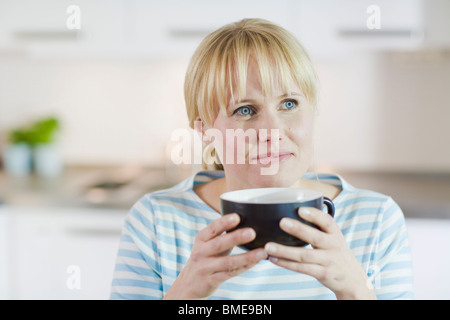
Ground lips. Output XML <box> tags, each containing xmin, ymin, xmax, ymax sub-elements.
<box><xmin>251</xmin><ymin>152</ymin><xmax>294</xmax><ymax>164</ymax></box>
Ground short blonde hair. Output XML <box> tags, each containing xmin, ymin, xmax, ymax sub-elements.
<box><xmin>184</xmin><ymin>18</ymin><xmax>318</xmax><ymax>169</ymax></box>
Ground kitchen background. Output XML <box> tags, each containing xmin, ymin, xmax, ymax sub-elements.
<box><xmin>0</xmin><ymin>0</ymin><xmax>449</xmax><ymax>299</ymax></box>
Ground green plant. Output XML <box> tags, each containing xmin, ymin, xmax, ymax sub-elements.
<box><xmin>7</xmin><ymin>117</ymin><xmax>60</xmax><ymax>146</ymax></box>
<box><xmin>29</xmin><ymin>117</ymin><xmax>60</xmax><ymax>145</ymax></box>
<box><xmin>8</xmin><ymin>127</ymin><xmax>33</xmax><ymax>145</ymax></box>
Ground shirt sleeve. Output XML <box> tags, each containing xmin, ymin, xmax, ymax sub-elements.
<box><xmin>110</xmin><ymin>195</ymin><xmax>163</xmax><ymax>300</ymax></box>
<box><xmin>371</xmin><ymin>197</ymin><xmax>414</xmax><ymax>299</ymax></box>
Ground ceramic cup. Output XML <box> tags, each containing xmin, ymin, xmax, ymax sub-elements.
<box><xmin>220</xmin><ymin>188</ymin><xmax>335</xmax><ymax>250</ymax></box>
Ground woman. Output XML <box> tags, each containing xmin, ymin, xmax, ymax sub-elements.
<box><xmin>110</xmin><ymin>18</ymin><xmax>413</xmax><ymax>300</ymax></box>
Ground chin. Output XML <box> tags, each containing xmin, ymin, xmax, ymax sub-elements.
<box><xmin>223</xmin><ymin>155</ymin><xmax>310</xmax><ymax>189</ymax></box>
<box><xmin>241</xmin><ymin>164</ymin><xmax>305</xmax><ymax>188</ymax></box>
<box><xmin>252</xmin><ymin>171</ymin><xmax>300</xmax><ymax>188</ymax></box>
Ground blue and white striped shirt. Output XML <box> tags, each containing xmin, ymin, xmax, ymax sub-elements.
<box><xmin>110</xmin><ymin>170</ymin><xmax>413</xmax><ymax>300</ymax></box>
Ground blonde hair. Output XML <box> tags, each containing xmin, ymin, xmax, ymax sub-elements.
<box><xmin>184</xmin><ymin>18</ymin><xmax>318</xmax><ymax>170</ymax></box>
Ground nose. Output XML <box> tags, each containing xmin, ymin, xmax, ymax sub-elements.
<box><xmin>256</xmin><ymin>112</ymin><xmax>285</xmax><ymax>143</ymax></box>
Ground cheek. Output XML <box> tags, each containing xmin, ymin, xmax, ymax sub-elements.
<box><xmin>211</xmin><ymin>117</ymin><xmax>251</xmax><ymax>164</ymax></box>
<box><xmin>214</xmin><ymin>130</ymin><xmax>252</xmax><ymax>165</ymax></box>
<box><xmin>288</xmin><ymin>117</ymin><xmax>314</xmax><ymax>147</ymax></box>
<box><xmin>210</xmin><ymin>115</ymin><xmax>227</xmax><ymax>160</ymax></box>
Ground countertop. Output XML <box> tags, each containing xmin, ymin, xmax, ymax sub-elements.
<box><xmin>338</xmin><ymin>170</ymin><xmax>450</xmax><ymax>219</ymax></box>
<box><xmin>0</xmin><ymin>165</ymin><xmax>193</xmax><ymax>211</ymax></box>
<box><xmin>0</xmin><ymin>166</ymin><xmax>449</xmax><ymax>219</ymax></box>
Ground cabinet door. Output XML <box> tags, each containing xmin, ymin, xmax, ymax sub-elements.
<box><xmin>5</xmin><ymin>206</ymin><xmax>126</xmax><ymax>299</ymax></box>
<box><xmin>0</xmin><ymin>0</ymin><xmax>127</xmax><ymax>58</ymax></box>
<box><xmin>294</xmin><ymin>0</ymin><xmax>423</xmax><ymax>58</ymax></box>
<box><xmin>406</xmin><ymin>218</ymin><xmax>450</xmax><ymax>299</ymax></box>
<box><xmin>336</xmin><ymin>0</ymin><xmax>423</xmax><ymax>50</ymax></box>
<box><xmin>1</xmin><ymin>0</ymin><xmax>295</xmax><ymax>59</ymax></box>
<box><xmin>133</xmin><ymin>0</ymin><xmax>295</xmax><ymax>59</ymax></box>
<box><xmin>0</xmin><ymin>0</ymin><xmax>70</xmax><ymax>45</ymax></box>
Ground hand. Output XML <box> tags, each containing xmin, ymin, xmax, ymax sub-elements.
<box><xmin>264</xmin><ymin>207</ymin><xmax>377</xmax><ymax>300</ymax></box>
<box><xmin>164</xmin><ymin>213</ymin><xmax>267</xmax><ymax>300</ymax></box>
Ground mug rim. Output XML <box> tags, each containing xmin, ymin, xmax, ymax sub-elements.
<box><xmin>220</xmin><ymin>187</ymin><xmax>323</xmax><ymax>204</ymax></box>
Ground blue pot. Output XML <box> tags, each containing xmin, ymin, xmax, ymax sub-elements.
<box><xmin>2</xmin><ymin>143</ymin><xmax>32</xmax><ymax>176</ymax></box>
<box><xmin>33</xmin><ymin>144</ymin><xmax>63</xmax><ymax>178</ymax></box>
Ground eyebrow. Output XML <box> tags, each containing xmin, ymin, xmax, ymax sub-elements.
<box><xmin>231</xmin><ymin>92</ymin><xmax>303</xmax><ymax>106</ymax></box>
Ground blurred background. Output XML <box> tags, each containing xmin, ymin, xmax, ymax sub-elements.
<box><xmin>0</xmin><ymin>0</ymin><xmax>449</xmax><ymax>299</ymax></box>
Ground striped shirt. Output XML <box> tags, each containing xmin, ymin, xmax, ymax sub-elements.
<box><xmin>110</xmin><ymin>170</ymin><xmax>413</xmax><ymax>300</ymax></box>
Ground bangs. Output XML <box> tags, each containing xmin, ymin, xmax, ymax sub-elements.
<box><xmin>224</xmin><ymin>34</ymin><xmax>297</xmax><ymax>112</ymax></box>
<box><xmin>185</xmin><ymin>18</ymin><xmax>317</xmax><ymax>128</ymax></box>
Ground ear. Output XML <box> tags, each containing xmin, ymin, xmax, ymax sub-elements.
<box><xmin>193</xmin><ymin>117</ymin><xmax>210</xmax><ymax>143</ymax></box>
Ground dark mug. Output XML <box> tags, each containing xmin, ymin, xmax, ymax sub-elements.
<box><xmin>220</xmin><ymin>188</ymin><xmax>335</xmax><ymax>250</ymax></box>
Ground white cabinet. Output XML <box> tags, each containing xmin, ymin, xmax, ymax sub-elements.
<box><xmin>293</xmin><ymin>0</ymin><xmax>424</xmax><ymax>58</ymax></box>
<box><xmin>0</xmin><ymin>210</ymin><xmax>10</xmax><ymax>299</ymax></box>
<box><xmin>0</xmin><ymin>0</ymin><xmax>70</xmax><ymax>46</ymax></box>
<box><xmin>0</xmin><ymin>0</ymin><xmax>125</xmax><ymax>58</ymax></box>
<box><xmin>0</xmin><ymin>205</ymin><xmax>127</xmax><ymax>299</ymax></box>
<box><xmin>330</xmin><ymin>0</ymin><xmax>450</xmax><ymax>51</ymax></box>
<box><xmin>1</xmin><ymin>0</ymin><xmax>449</xmax><ymax>59</ymax></box>
<box><xmin>292</xmin><ymin>0</ymin><xmax>450</xmax><ymax>58</ymax></box>
<box><xmin>406</xmin><ymin>218</ymin><xmax>450</xmax><ymax>299</ymax></box>
<box><xmin>110</xmin><ymin>0</ymin><xmax>297</xmax><ymax>59</ymax></box>
<box><xmin>0</xmin><ymin>0</ymin><xmax>295</xmax><ymax>59</ymax></box>
<box><xmin>420</xmin><ymin>0</ymin><xmax>450</xmax><ymax>49</ymax></box>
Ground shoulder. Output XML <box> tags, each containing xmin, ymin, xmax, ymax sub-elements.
<box><xmin>127</xmin><ymin>176</ymin><xmax>219</xmax><ymax>228</ymax></box>
<box><xmin>332</xmin><ymin>174</ymin><xmax>407</xmax><ymax>231</ymax></box>
<box><xmin>311</xmin><ymin>172</ymin><xmax>396</xmax><ymax>211</ymax></box>
<box><xmin>339</xmin><ymin>187</ymin><xmax>403</xmax><ymax>221</ymax></box>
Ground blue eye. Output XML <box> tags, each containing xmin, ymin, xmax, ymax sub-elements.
<box><xmin>282</xmin><ymin>100</ymin><xmax>297</xmax><ymax>110</ymax></box>
<box><xmin>234</xmin><ymin>106</ymin><xmax>254</xmax><ymax>116</ymax></box>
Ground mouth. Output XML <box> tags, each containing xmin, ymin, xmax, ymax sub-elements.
<box><xmin>251</xmin><ymin>152</ymin><xmax>294</xmax><ymax>164</ymax></box>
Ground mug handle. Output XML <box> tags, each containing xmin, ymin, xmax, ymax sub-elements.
<box><xmin>323</xmin><ymin>197</ymin><xmax>335</xmax><ymax>218</ymax></box>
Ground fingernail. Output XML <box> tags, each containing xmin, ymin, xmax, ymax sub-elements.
<box><xmin>299</xmin><ymin>208</ymin><xmax>311</xmax><ymax>216</ymax></box>
<box><xmin>256</xmin><ymin>250</ymin><xmax>267</xmax><ymax>260</ymax></box>
<box><xmin>265</xmin><ymin>243</ymin><xmax>277</xmax><ymax>254</ymax></box>
<box><xmin>269</xmin><ymin>256</ymin><xmax>278</xmax><ymax>263</ymax></box>
<box><xmin>280</xmin><ymin>218</ymin><xmax>293</xmax><ymax>229</ymax></box>
<box><xmin>243</xmin><ymin>228</ymin><xmax>255</xmax><ymax>240</ymax></box>
<box><xmin>228</xmin><ymin>213</ymin><xmax>239</xmax><ymax>222</ymax></box>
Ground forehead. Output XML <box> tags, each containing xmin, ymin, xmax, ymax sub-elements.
<box><xmin>227</xmin><ymin>59</ymin><xmax>301</xmax><ymax>105</ymax></box>
<box><xmin>228</xmin><ymin>63</ymin><xmax>303</xmax><ymax>105</ymax></box>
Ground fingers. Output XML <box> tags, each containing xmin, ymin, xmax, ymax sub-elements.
<box><xmin>196</xmin><ymin>213</ymin><xmax>258</xmax><ymax>256</ymax></box>
<box><xmin>277</xmin><ymin>207</ymin><xmax>338</xmax><ymax>249</ymax></box>
<box><xmin>204</xmin><ymin>227</ymin><xmax>257</xmax><ymax>256</ymax></box>
<box><xmin>199</xmin><ymin>213</ymin><xmax>267</xmax><ymax>278</ymax></box>
<box><xmin>196</xmin><ymin>213</ymin><xmax>240</xmax><ymax>242</ymax></box>
<box><xmin>268</xmin><ymin>256</ymin><xmax>325</xmax><ymax>279</ymax></box>
<box><xmin>209</xmin><ymin>248</ymin><xmax>267</xmax><ymax>283</ymax></box>
<box><xmin>263</xmin><ymin>207</ymin><xmax>342</xmax><ymax>279</ymax></box>
<box><xmin>180</xmin><ymin>214</ymin><xmax>265</xmax><ymax>299</ymax></box>
<box><xmin>298</xmin><ymin>207</ymin><xmax>337</xmax><ymax>233</ymax></box>
<box><xmin>265</xmin><ymin>243</ymin><xmax>328</xmax><ymax>265</ymax></box>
